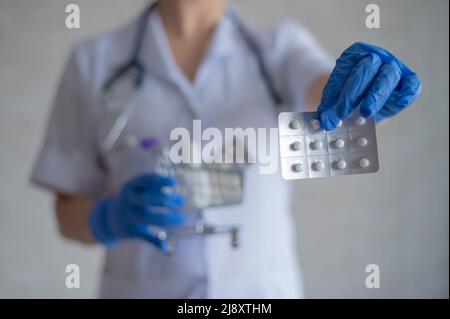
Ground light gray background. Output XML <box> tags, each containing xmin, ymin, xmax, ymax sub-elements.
<box><xmin>0</xmin><ymin>0</ymin><xmax>448</xmax><ymax>298</ymax></box>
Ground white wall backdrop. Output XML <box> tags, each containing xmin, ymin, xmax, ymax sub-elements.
<box><xmin>0</xmin><ymin>0</ymin><xmax>448</xmax><ymax>298</ymax></box>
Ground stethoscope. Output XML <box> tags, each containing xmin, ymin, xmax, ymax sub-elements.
<box><xmin>99</xmin><ymin>3</ymin><xmax>284</xmax><ymax>252</ymax></box>
<box><xmin>100</xmin><ymin>2</ymin><xmax>283</xmax><ymax>153</ymax></box>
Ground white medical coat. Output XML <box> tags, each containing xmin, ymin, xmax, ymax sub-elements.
<box><xmin>31</xmin><ymin>8</ymin><xmax>333</xmax><ymax>298</ymax></box>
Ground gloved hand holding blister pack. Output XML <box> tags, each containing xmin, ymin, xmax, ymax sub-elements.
<box><xmin>279</xmin><ymin>42</ymin><xmax>421</xmax><ymax>180</ymax></box>
<box><xmin>318</xmin><ymin>42</ymin><xmax>422</xmax><ymax>130</ymax></box>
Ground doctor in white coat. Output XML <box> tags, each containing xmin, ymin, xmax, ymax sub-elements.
<box><xmin>31</xmin><ymin>0</ymin><xmax>421</xmax><ymax>298</ymax></box>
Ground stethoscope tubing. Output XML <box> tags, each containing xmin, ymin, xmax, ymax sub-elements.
<box><xmin>101</xmin><ymin>3</ymin><xmax>283</xmax><ymax>154</ymax></box>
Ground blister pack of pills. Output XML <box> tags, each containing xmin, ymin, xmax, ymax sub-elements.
<box><xmin>278</xmin><ymin>111</ymin><xmax>379</xmax><ymax>180</ymax></box>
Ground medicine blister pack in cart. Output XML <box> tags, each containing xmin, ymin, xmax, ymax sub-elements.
<box><xmin>278</xmin><ymin>111</ymin><xmax>379</xmax><ymax>180</ymax></box>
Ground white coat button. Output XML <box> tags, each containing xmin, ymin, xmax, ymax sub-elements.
<box><xmin>125</xmin><ymin>134</ymin><xmax>139</xmax><ymax>148</ymax></box>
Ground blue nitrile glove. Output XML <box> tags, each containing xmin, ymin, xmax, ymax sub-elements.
<box><xmin>89</xmin><ymin>174</ymin><xmax>187</xmax><ymax>253</ymax></box>
<box><xmin>318</xmin><ymin>42</ymin><xmax>422</xmax><ymax>130</ymax></box>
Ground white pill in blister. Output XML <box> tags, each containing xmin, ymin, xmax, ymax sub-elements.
<box><xmin>309</xmin><ymin>119</ymin><xmax>321</xmax><ymax>130</ymax></box>
<box><xmin>290</xmin><ymin>141</ymin><xmax>302</xmax><ymax>151</ymax></box>
<box><xmin>292</xmin><ymin>163</ymin><xmax>303</xmax><ymax>172</ymax></box>
<box><xmin>312</xmin><ymin>160</ymin><xmax>325</xmax><ymax>171</ymax></box>
<box><xmin>337</xmin><ymin>120</ymin><xmax>343</xmax><ymax>127</ymax></box>
<box><xmin>335</xmin><ymin>159</ymin><xmax>347</xmax><ymax>170</ymax></box>
<box><xmin>355</xmin><ymin>116</ymin><xmax>366</xmax><ymax>126</ymax></box>
<box><xmin>359</xmin><ymin>158</ymin><xmax>370</xmax><ymax>168</ymax></box>
<box><xmin>289</xmin><ymin>119</ymin><xmax>300</xmax><ymax>129</ymax></box>
<box><xmin>356</xmin><ymin>137</ymin><xmax>368</xmax><ymax>147</ymax></box>
<box><xmin>311</xmin><ymin>140</ymin><xmax>323</xmax><ymax>150</ymax></box>
<box><xmin>334</xmin><ymin>139</ymin><xmax>345</xmax><ymax>149</ymax></box>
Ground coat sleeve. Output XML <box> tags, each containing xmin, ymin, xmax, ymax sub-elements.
<box><xmin>30</xmin><ymin>44</ymin><xmax>106</xmax><ymax>197</ymax></box>
<box><xmin>258</xmin><ymin>20</ymin><xmax>334</xmax><ymax>111</ymax></box>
